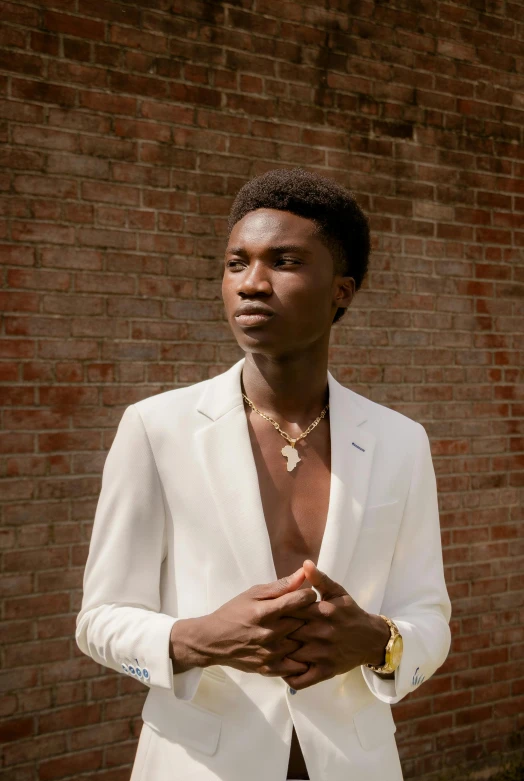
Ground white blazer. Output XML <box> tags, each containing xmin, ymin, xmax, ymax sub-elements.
<box><xmin>76</xmin><ymin>356</ymin><xmax>451</xmax><ymax>781</ymax></box>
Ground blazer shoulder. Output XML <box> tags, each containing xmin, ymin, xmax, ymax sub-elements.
<box><xmin>131</xmin><ymin>375</ymin><xmax>212</xmax><ymax>423</ymax></box>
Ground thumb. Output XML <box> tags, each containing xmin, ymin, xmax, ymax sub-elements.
<box><xmin>254</xmin><ymin>567</ymin><xmax>306</xmax><ymax>600</ymax></box>
<box><xmin>302</xmin><ymin>559</ymin><xmax>347</xmax><ymax>600</ymax></box>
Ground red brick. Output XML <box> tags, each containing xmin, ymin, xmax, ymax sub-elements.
<box><xmin>2</xmin><ymin>732</ymin><xmax>65</xmax><ymax>768</ymax></box>
<box><xmin>29</xmin><ymin>30</ymin><xmax>59</xmax><ymax>56</ymax></box>
<box><xmin>46</xmin><ymin>151</ymin><xmax>110</xmax><ymax>179</ymax></box>
<box><xmin>8</xmin><ymin>269</ymin><xmax>70</xmax><ymax>291</ymax></box>
<box><xmin>11</xmin><ymin>79</ymin><xmax>76</xmax><ymax>108</ymax></box>
<box><xmin>110</xmin><ymin>71</ymin><xmax>168</xmax><ymax>100</ymax></box>
<box><xmin>0</xmin><ymin>147</ymin><xmax>44</xmax><ymax>171</ymax></box>
<box><xmin>39</xmin><ymin>749</ymin><xmax>103</xmax><ymax>781</ymax></box>
<box><xmin>13</xmin><ymin>175</ymin><xmax>77</xmax><ymax>199</ymax></box>
<box><xmin>62</xmin><ymin>36</ymin><xmax>91</xmax><ymax>63</ymax></box>
<box><xmin>43</xmin><ymin>11</ymin><xmax>105</xmax><ymax>40</ymax></box>
<box><xmin>78</xmin><ymin>90</ymin><xmax>136</xmax><ymax>116</ymax></box>
<box><xmin>0</xmin><ymin>50</ymin><xmax>44</xmax><ymax>78</ymax></box>
<box><xmin>76</xmin><ymin>228</ymin><xmax>136</xmax><ymax>249</ymax></box>
<box><xmin>11</xmin><ymin>222</ymin><xmax>75</xmax><ymax>245</ymax></box>
<box><xmin>0</xmin><ymin>245</ymin><xmax>34</xmax><ymax>268</ymax></box>
<box><xmin>81</xmin><ymin>181</ymin><xmax>139</xmax><ymax>206</ymax></box>
<box><xmin>114</xmin><ymin>118</ymin><xmax>170</xmax><ymax>142</ymax></box>
<box><xmin>79</xmin><ymin>135</ymin><xmax>136</xmax><ymax>161</ymax></box>
<box><xmin>4</xmin><ymin>593</ymin><xmax>70</xmax><ymax>620</ymax></box>
<box><xmin>110</xmin><ymin>24</ymin><xmax>167</xmax><ymax>54</ymax></box>
<box><xmin>0</xmin><ymin>717</ymin><xmax>33</xmax><ymax>742</ymax></box>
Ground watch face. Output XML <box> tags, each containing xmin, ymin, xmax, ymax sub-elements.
<box><xmin>390</xmin><ymin>635</ymin><xmax>403</xmax><ymax>669</ymax></box>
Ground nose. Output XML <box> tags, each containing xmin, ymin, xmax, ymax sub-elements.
<box><xmin>237</xmin><ymin>260</ymin><xmax>272</xmax><ymax>295</ymax></box>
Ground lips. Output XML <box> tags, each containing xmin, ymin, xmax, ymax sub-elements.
<box><xmin>235</xmin><ymin>312</ymin><xmax>274</xmax><ymax>326</ymax></box>
<box><xmin>234</xmin><ymin>304</ymin><xmax>275</xmax><ymax>317</ymax></box>
<box><xmin>234</xmin><ymin>304</ymin><xmax>275</xmax><ymax>327</ymax></box>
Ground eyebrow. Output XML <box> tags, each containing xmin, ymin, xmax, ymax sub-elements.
<box><xmin>227</xmin><ymin>244</ymin><xmax>313</xmax><ymax>256</ymax></box>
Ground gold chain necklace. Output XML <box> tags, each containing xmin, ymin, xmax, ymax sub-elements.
<box><xmin>241</xmin><ymin>392</ymin><xmax>329</xmax><ymax>472</ymax></box>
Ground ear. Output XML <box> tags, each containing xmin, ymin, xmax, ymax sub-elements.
<box><xmin>335</xmin><ymin>274</ymin><xmax>356</xmax><ymax>310</ymax></box>
<box><xmin>331</xmin><ymin>275</ymin><xmax>354</xmax><ymax>325</ymax></box>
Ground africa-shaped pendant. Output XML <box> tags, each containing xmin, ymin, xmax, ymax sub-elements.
<box><xmin>281</xmin><ymin>444</ymin><xmax>301</xmax><ymax>472</ymax></box>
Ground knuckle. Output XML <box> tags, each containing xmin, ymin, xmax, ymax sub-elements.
<box><xmin>261</xmin><ymin>646</ymin><xmax>275</xmax><ymax>662</ymax></box>
<box><xmin>319</xmin><ymin>601</ymin><xmax>335</xmax><ymax>618</ymax></box>
<box><xmin>248</xmin><ymin>583</ymin><xmax>262</xmax><ymax>595</ymax></box>
<box><xmin>321</xmin><ymin>622</ymin><xmax>335</xmax><ymax>641</ymax></box>
<box><xmin>302</xmin><ymin>591</ymin><xmax>316</xmax><ymax>606</ymax></box>
<box><xmin>252</xmin><ymin>604</ymin><xmax>266</xmax><ymax>625</ymax></box>
<box><xmin>257</xmin><ymin>626</ymin><xmax>272</xmax><ymax>644</ymax></box>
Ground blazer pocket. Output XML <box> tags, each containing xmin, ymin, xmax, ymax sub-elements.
<box><xmin>142</xmin><ymin>692</ymin><xmax>222</xmax><ymax>756</ymax></box>
<box><xmin>361</xmin><ymin>500</ymin><xmax>400</xmax><ymax>532</ymax></box>
<box><xmin>353</xmin><ymin>701</ymin><xmax>397</xmax><ymax>751</ymax></box>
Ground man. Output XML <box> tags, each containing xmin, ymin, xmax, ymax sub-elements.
<box><xmin>76</xmin><ymin>168</ymin><xmax>451</xmax><ymax>781</ymax></box>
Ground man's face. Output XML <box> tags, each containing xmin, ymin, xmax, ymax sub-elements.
<box><xmin>222</xmin><ymin>208</ymin><xmax>354</xmax><ymax>357</ymax></box>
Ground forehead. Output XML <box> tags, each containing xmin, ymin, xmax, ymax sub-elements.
<box><xmin>227</xmin><ymin>208</ymin><xmax>319</xmax><ymax>249</ymax></box>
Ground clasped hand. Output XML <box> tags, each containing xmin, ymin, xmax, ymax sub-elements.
<box><xmin>280</xmin><ymin>559</ymin><xmax>386</xmax><ymax>690</ymax></box>
<box><xmin>202</xmin><ymin>559</ymin><xmax>388</xmax><ymax>691</ymax></box>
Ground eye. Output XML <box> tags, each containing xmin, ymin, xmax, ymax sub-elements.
<box><xmin>225</xmin><ymin>258</ymin><xmax>301</xmax><ymax>271</ymax></box>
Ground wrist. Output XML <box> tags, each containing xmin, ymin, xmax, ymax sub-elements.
<box><xmin>169</xmin><ymin>617</ymin><xmax>213</xmax><ymax>673</ymax></box>
<box><xmin>365</xmin><ymin>613</ymin><xmax>391</xmax><ymax>667</ymax></box>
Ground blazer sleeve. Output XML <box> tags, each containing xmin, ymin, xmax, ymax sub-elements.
<box><xmin>75</xmin><ymin>404</ymin><xmax>203</xmax><ymax>701</ymax></box>
<box><xmin>361</xmin><ymin>422</ymin><xmax>452</xmax><ymax>704</ymax></box>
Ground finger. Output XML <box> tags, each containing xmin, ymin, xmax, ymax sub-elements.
<box><xmin>264</xmin><ymin>637</ymin><xmax>302</xmax><ymax>656</ymax></box>
<box><xmin>285</xmin><ymin>625</ymin><xmax>312</xmax><ymax>643</ymax></box>
<box><xmin>264</xmin><ymin>658</ymin><xmax>309</xmax><ymax>677</ymax></box>
<box><xmin>270</xmin><ymin>586</ymin><xmax>318</xmax><ymax>617</ymax></box>
<box><xmin>302</xmin><ymin>559</ymin><xmax>347</xmax><ymax>600</ymax></box>
<box><xmin>285</xmin><ymin>640</ymin><xmax>324</xmax><ymax>664</ymax></box>
<box><xmin>282</xmin><ymin>664</ymin><xmax>324</xmax><ymax>690</ymax></box>
<box><xmin>281</xmin><ymin>600</ymin><xmax>334</xmax><ymax>622</ymax></box>
<box><xmin>275</xmin><ymin>617</ymin><xmax>307</xmax><ymax>636</ymax></box>
<box><xmin>252</xmin><ymin>567</ymin><xmax>305</xmax><ymax>600</ymax></box>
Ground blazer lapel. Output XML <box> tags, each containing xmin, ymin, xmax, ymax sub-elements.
<box><xmin>194</xmin><ymin>357</ymin><xmax>376</xmax><ymax>592</ymax></box>
<box><xmin>194</xmin><ymin>358</ymin><xmax>277</xmax><ymax>588</ymax></box>
<box><xmin>317</xmin><ymin>370</ymin><xmax>376</xmax><ymax>590</ymax></box>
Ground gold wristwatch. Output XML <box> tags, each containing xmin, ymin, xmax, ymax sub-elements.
<box><xmin>366</xmin><ymin>615</ymin><xmax>403</xmax><ymax>675</ymax></box>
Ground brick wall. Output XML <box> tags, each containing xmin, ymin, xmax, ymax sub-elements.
<box><xmin>1</xmin><ymin>1</ymin><xmax>523</xmax><ymax>779</ymax></box>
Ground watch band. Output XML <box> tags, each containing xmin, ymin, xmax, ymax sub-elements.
<box><xmin>366</xmin><ymin>615</ymin><xmax>402</xmax><ymax>674</ymax></box>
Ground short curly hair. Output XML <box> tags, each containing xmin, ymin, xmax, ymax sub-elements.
<box><xmin>227</xmin><ymin>168</ymin><xmax>370</xmax><ymax>324</ymax></box>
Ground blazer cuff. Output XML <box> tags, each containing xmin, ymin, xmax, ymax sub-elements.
<box><xmin>172</xmin><ymin>665</ymin><xmax>204</xmax><ymax>700</ymax></box>
<box><xmin>361</xmin><ymin>663</ymin><xmax>398</xmax><ymax>703</ymax></box>
<box><xmin>360</xmin><ymin>618</ymin><xmax>437</xmax><ymax>705</ymax></box>
<box><xmin>76</xmin><ymin>607</ymin><xmax>204</xmax><ymax>701</ymax></box>
<box><xmin>134</xmin><ymin>614</ymin><xmax>204</xmax><ymax>701</ymax></box>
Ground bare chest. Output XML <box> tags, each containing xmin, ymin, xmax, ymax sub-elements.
<box><xmin>245</xmin><ymin>412</ymin><xmax>331</xmax><ymax>581</ymax></box>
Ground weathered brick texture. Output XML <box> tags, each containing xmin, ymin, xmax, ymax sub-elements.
<box><xmin>1</xmin><ymin>1</ymin><xmax>523</xmax><ymax>779</ymax></box>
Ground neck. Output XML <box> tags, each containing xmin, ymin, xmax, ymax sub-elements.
<box><xmin>240</xmin><ymin>352</ymin><xmax>329</xmax><ymax>426</ymax></box>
